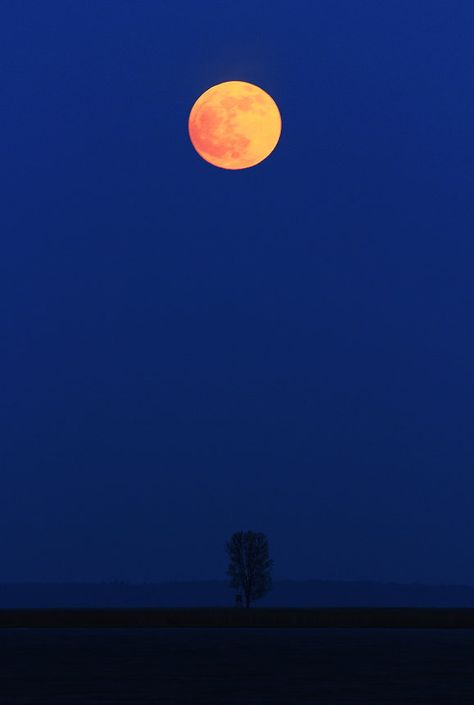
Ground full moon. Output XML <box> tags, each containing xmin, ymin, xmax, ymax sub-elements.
<box><xmin>188</xmin><ymin>81</ymin><xmax>282</xmax><ymax>170</ymax></box>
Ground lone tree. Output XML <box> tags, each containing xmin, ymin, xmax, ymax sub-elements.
<box><xmin>225</xmin><ymin>530</ymin><xmax>273</xmax><ymax>608</ymax></box>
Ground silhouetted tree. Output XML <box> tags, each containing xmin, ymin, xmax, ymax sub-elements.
<box><xmin>225</xmin><ymin>530</ymin><xmax>273</xmax><ymax>608</ymax></box>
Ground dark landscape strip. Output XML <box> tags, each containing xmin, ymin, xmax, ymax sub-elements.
<box><xmin>0</xmin><ymin>608</ymin><xmax>474</xmax><ymax>629</ymax></box>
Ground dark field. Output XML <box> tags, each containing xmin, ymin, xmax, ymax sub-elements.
<box><xmin>1</xmin><ymin>607</ymin><xmax>474</xmax><ymax>629</ymax></box>
<box><xmin>0</xmin><ymin>627</ymin><xmax>473</xmax><ymax>704</ymax></box>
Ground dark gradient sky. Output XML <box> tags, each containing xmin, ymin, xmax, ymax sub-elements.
<box><xmin>1</xmin><ymin>1</ymin><xmax>472</xmax><ymax>584</ymax></box>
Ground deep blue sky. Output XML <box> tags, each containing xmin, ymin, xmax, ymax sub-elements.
<box><xmin>1</xmin><ymin>1</ymin><xmax>472</xmax><ymax>584</ymax></box>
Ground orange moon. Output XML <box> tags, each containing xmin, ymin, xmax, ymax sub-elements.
<box><xmin>188</xmin><ymin>81</ymin><xmax>282</xmax><ymax>170</ymax></box>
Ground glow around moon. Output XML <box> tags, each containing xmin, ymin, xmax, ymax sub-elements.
<box><xmin>188</xmin><ymin>81</ymin><xmax>282</xmax><ymax>170</ymax></box>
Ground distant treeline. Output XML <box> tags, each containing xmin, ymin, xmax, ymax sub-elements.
<box><xmin>1</xmin><ymin>580</ymin><xmax>474</xmax><ymax>608</ymax></box>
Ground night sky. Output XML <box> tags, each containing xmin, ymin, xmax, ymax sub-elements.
<box><xmin>1</xmin><ymin>1</ymin><xmax>472</xmax><ymax>585</ymax></box>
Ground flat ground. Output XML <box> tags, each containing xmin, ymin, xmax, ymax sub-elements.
<box><xmin>0</xmin><ymin>607</ymin><xmax>473</xmax><ymax>628</ymax></box>
<box><xmin>0</xmin><ymin>627</ymin><xmax>473</xmax><ymax>704</ymax></box>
